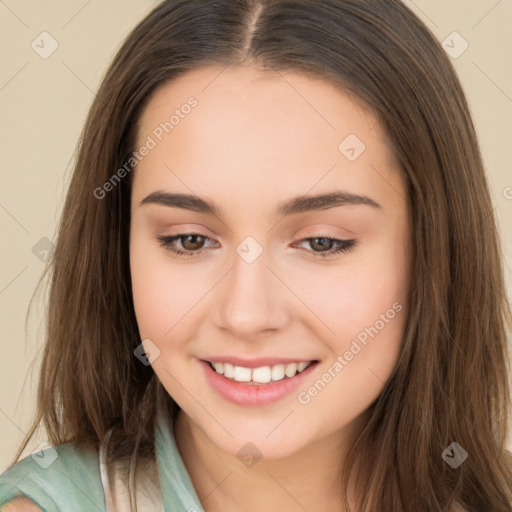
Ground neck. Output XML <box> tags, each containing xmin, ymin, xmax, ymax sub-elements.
<box><xmin>173</xmin><ymin>410</ymin><xmax>369</xmax><ymax>512</ymax></box>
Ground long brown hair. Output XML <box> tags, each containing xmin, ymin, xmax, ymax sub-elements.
<box><xmin>12</xmin><ymin>0</ymin><xmax>512</xmax><ymax>510</ymax></box>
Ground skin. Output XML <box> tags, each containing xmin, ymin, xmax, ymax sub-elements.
<box><xmin>129</xmin><ymin>64</ymin><xmax>411</xmax><ymax>512</ymax></box>
<box><xmin>1</xmin><ymin>498</ymin><xmax>42</xmax><ymax>511</ymax></box>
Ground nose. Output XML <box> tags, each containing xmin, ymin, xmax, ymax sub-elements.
<box><xmin>213</xmin><ymin>248</ymin><xmax>290</xmax><ymax>340</ymax></box>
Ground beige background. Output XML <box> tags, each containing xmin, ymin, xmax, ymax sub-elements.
<box><xmin>1</xmin><ymin>1</ymin><xmax>511</xmax><ymax>470</ymax></box>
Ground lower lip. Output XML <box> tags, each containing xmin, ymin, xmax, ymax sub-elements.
<box><xmin>200</xmin><ymin>360</ymin><xmax>318</xmax><ymax>407</ymax></box>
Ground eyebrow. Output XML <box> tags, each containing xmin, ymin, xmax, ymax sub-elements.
<box><xmin>138</xmin><ymin>190</ymin><xmax>382</xmax><ymax>216</ymax></box>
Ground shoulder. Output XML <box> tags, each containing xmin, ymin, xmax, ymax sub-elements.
<box><xmin>0</xmin><ymin>442</ymin><xmax>105</xmax><ymax>511</ymax></box>
<box><xmin>1</xmin><ymin>496</ymin><xmax>42</xmax><ymax>511</ymax></box>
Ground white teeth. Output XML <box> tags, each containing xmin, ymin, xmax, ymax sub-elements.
<box><xmin>223</xmin><ymin>363</ymin><xmax>234</xmax><ymax>378</ymax></box>
<box><xmin>284</xmin><ymin>363</ymin><xmax>298</xmax><ymax>377</ymax></box>
<box><xmin>297</xmin><ymin>361</ymin><xmax>309</xmax><ymax>372</ymax></box>
<box><xmin>252</xmin><ymin>366</ymin><xmax>272</xmax><ymax>383</ymax></box>
<box><xmin>210</xmin><ymin>360</ymin><xmax>313</xmax><ymax>383</ymax></box>
<box><xmin>233</xmin><ymin>366</ymin><xmax>251</xmax><ymax>382</ymax></box>
<box><xmin>271</xmin><ymin>364</ymin><xmax>285</xmax><ymax>381</ymax></box>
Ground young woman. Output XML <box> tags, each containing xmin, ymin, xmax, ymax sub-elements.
<box><xmin>1</xmin><ymin>0</ymin><xmax>511</xmax><ymax>511</ymax></box>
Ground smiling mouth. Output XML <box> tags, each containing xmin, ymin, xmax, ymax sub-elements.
<box><xmin>204</xmin><ymin>360</ymin><xmax>317</xmax><ymax>385</ymax></box>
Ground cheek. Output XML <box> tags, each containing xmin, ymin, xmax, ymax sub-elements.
<box><xmin>297</xmin><ymin>235</ymin><xmax>409</xmax><ymax>344</ymax></box>
<box><xmin>297</xmin><ymin>232</ymin><xmax>410</xmax><ymax>406</ymax></box>
<box><xmin>129</xmin><ymin>229</ymin><xmax>226</xmax><ymax>384</ymax></box>
<box><xmin>130</xmin><ymin>231</ymin><xmax>195</xmax><ymax>342</ymax></box>
<box><xmin>129</xmin><ymin>238</ymin><xmax>204</xmax><ymax>401</ymax></box>
<box><xmin>296</xmin><ymin>273</ymin><xmax>408</xmax><ymax>427</ymax></box>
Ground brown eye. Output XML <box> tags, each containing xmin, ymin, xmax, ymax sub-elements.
<box><xmin>294</xmin><ymin>237</ymin><xmax>357</xmax><ymax>259</ymax></box>
<box><xmin>179</xmin><ymin>234</ymin><xmax>207</xmax><ymax>251</ymax></box>
<box><xmin>308</xmin><ymin>237</ymin><xmax>336</xmax><ymax>252</ymax></box>
<box><xmin>156</xmin><ymin>233</ymin><xmax>216</xmax><ymax>257</ymax></box>
<box><xmin>156</xmin><ymin>233</ymin><xmax>357</xmax><ymax>259</ymax></box>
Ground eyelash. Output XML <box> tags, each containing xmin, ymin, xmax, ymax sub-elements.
<box><xmin>156</xmin><ymin>233</ymin><xmax>357</xmax><ymax>259</ymax></box>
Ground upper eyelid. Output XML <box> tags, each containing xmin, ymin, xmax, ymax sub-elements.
<box><xmin>161</xmin><ymin>231</ymin><xmax>352</xmax><ymax>243</ymax></box>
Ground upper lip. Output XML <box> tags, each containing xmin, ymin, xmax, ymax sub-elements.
<box><xmin>201</xmin><ymin>357</ymin><xmax>318</xmax><ymax>368</ymax></box>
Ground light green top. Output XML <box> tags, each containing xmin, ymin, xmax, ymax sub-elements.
<box><xmin>0</xmin><ymin>407</ymin><xmax>205</xmax><ymax>512</ymax></box>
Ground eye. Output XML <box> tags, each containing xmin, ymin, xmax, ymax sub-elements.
<box><xmin>157</xmin><ymin>233</ymin><xmax>216</xmax><ymax>257</ymax></box>
<box><xmin>293</xmin><ymin>237</ymin><xmax>357</xmax><ymax>258</ymax></box>
<box><xmin>156</xmin><ymin>233</ymin><xmax>357</xmax><ymax>259</ymax></box>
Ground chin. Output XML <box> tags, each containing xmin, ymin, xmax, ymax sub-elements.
<box><xmin>201</xmin><ymin>417</ymin><xmax>319</xmax><ymax>462</ymax></box>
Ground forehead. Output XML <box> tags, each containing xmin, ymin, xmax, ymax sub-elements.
<box><xmin>131</xmin><ymin>65</ymin><xmax>403</xmax><ymax>213</ymax></box>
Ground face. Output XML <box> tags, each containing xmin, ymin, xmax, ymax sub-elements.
<box><xmin>129</xmin><ymin>64</ymin><xmax>411</xmax><ymax>460</ymax></box>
